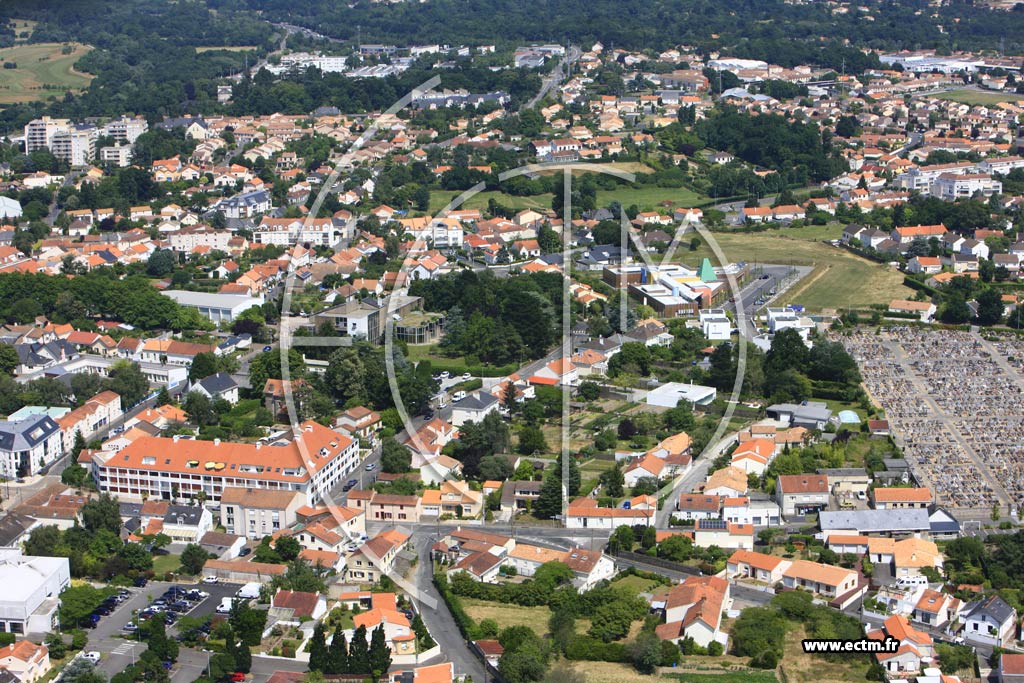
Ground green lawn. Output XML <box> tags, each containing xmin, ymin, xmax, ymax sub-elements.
<box><xmin>152</xmin><ymin>553</ymin><xmax>181</xmax><ymax>575</ymax></box>
<box><xmin>935</xmin><ymin>89</ymin><xmax>1024</xmax><ymax>106</ymax></box>
<box><xmin>460</xmin><ymin>598</ymin><xmax>552</xmax><ymax>636</ymax></box>
<box><xmin>429</xmin><ymin>190</ymin><xmax>554</xmax><ymax>214</ymax></box>
<box><xmin>608</xmin><ymin>574</ymin><xmax>661</xmax><ymax>594</ymax></box>
<box><xmin>195</xmin><ymin>45</ymin><xmax>258</xmax><ymax>53</ymax></box>
<box><xmin>0</xmin><ymin>43</ymin><xmax>94</xmax><ymax>104</ymax></box>
<box><xmin>678</xmin><ymin>231</ymin><xmax>912</xmax><ymax>312</ymax></box>
<box><xmin>596</xmin><ymin>185</ymin><xmax>705</xmax><ymax>211</ymax></box>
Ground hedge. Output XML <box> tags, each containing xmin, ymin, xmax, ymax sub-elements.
<box><xmin>902</xmin><ymin>276</ymin><xmax>940</xmax><ymax>297</ymax></box>
<box><xmin>432</xmin><ymin>573</ymin><xmax>478</xmax><ymax>639</ymax></box>
<box><xmin>565</xmin><ymin>636</ymin><xmax>628</xmax><ymax>662</ymax></box>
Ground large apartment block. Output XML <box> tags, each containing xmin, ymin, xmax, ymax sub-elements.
<box><xmin>91</xmin><ymin>421</ymin><xmax>359</xmax><ymax>505</ymax></box>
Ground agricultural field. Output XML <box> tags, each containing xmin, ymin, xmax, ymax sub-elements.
<box><xmin>935</xmin><ymin>88</ymin><xmax>1024</xmax><ymax>106</ymax></box>
<box><xmin>0</xmin><ymin>42</ymin><xmax>94</xmax><ymax>104</ymax></box>
<box><xmin>596</xmin><ymin>184</ymin><xmax>705</xmax><ymax>211</ymax></box>
<box><xmin>429</xmin><ymin>189</ymin><xmax>554</xmax><ymax>214</ymax></box>
<box><xmin>680</xmin><ymin>231</ymin><xmax>913</xmax><ymax>311</ymax></box>
<box><xmin>779</xmin><ymin>626</ymin><xmax>871</xmax><ymax>683</ymax></box>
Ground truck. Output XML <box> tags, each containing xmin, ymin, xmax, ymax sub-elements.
<box><xmin>236</xmin><ymin>582</ymin><xmax>261</xmax><ymax>600</ymax></box>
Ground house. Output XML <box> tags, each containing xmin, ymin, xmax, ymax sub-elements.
<box><xmin>962</xmin><ymin>595</ymin><xmax>1017</xmax><ymax>648</ymax></box>
<box><xmin>564</xmin><ymin>497</ymin><xmax>655</xmax><ymax>529</ymax></box>
<box><xmin>270</xmin><ymin>589</ymin><xmax>327</xmax><ymax>621</ymax></box>
<box><xmin>730</xmin><ymin>438</ymin><xmax>775</xmax><ymax>475</ymax></box>
<box><xmin>727</xmin><ymin>549</ymin><xmax>789</xmax><ymax>584</ymax></box>
<box><xmin>220</xmin><ymin>487</ymin><xmax>304</xmax><ymax>539</ymax></box>
<box><xmin>781</xmin><ymin>559</ymin><xmax>858</xmax><ymax>598</ymax></box>
<box><xmin>675</xmin><ymin>494</ymin><xmax>721</xmax><ymax>521</ymax></box>
<box><xmin>191</xmin><ymin>373</ymin><xmax>240</xmax><ymax>405</ymax></box>
<box><xmin>336</xmin><ymin>406</ymin><xmax>383</xmax><ymax>445</ymax></box>
<box><xmin>775</xmin><ymin>474</ymin><xmax>829</xmax><ymax>518</ymax></box>
<box><xmin>912</xmin><ymin>589</ymin><xmax>960</xmax><ymax>629</ymax></box>
<box><xmin>867</xmin><ymin>537</ymin><xmax>942</xmax><ymax>579</ymax></box>
<box><xmin>160</xmin><ymin>505</ymin><xmax>214</xmax><ymax>542</ymax></box>
<box><xmin>369</xmin><ymin>494</ymin><xmax>421</xmax><ymax>523</ymax></box>
<box><xmin>421</xmin><ymin>480</ymin><xmax>483</xmax><ymax>519</ymax></box>
<box><xmin>693</xmin><ymin>519</ymin><xmax>754</xmax><ymax>550</ymax></box>
<box><xmin>0</xmin><ymin>641</ymin><xmax>50</xmax><ymax>683</ymax></box>
<box><xmin>505</xmin><ymin>544</ymin><xmax>615</xmax><ymax>591</ymax></box>
<box><xmin>0</xmin><ymin>549</ymin><xmax>70</xmax><ymax>635</ymax></box>
<box><xmin>451</xmin><ymin>392</ymin><xmax>501</xmax><ymax>427</ymax></box>
<box><xmin>907</xmin><ymin>256</ymin><xmax>942</xmax><ymax>274</ymax></box>
<box><xmin>765</xmin><ymin>402</ymin><xmax>832</xmax><ymax>430</ymax></box>
<box><xmin>888</xmin><ymin>300</ymin><xmax>936</xmax><ymax>322</ymax></box>
<box><xmin>0</xmin><ymin>415</ymin><xmax>63</xmax><ymax>478</ymax></box>
<box><xmin>871</xmin><ymin>487</ymin><xmax>933</xmax><ymax>510</ymax></box>
<box><xmin>866</xmin><ymin>614</ymin><xmax>933</xmax><ymax>677</ymax></box>
<box><xmin>531</xmin><ymin>358</ymin><xmax>578</xmax><ymax>386</ymax></box>
<box><xmin>721</xmin><ymin>496</ymin><xmax>782</xmax><ymax>527</ymax></box>
<box><xmin>703</xmin><ymin>466</ymin><xmax>748</xmax><ymax>497</ymax></box>
<box><xmin>351</xmin><ymin>594</ymin><xmax>415</xmax><ymax>656</ymax></box>
<box><xmin>654</xmin><ymin>576</ymin><xmax>730</xmax><ymax>649</ymax></box>
<box><xmin>623</xmin><ymin>454</ymin><xmax>666</xmax><ymax>487</ymax></box>
<box><xmin>345</xmin><ymin>530</ymin><xmax>409</xmax><ymax>583</ymax></box>
<box><xmin>447</xmin><ymin>552</ymin><xmax>504</xmax><ymax>583</ymax></box>
<box><xmin>999</xmin><ymin>654</ymin><xmax>1024</xmax><ymax>683</ymax></box>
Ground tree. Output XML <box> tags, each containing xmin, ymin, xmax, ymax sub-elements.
<box><xmin>708</xmin><ymin>342</ymin><xmax>736</xmax><ymax>391</ymax></box>
<box><xmin>380</xmin><ymin>438</ymin><xmax>412</xmax><ymax>474</ymax></box>
<box><xmin>180</xmin><ymin>544</ymin><xmax>210</xmax><ymax>575</ymax></box>
<box><xmin>368</xmin><ymin>625</ymin><xmax>392</xmax><ymax>677</ymax></box>
<box><xmin>641</xmin><ymin>525</ymin><xmax>657</xmax><ymax>550</ymax></box>
<box><xmin>188</xmin><ymin>352</ymin><xmax>219</xmax><ymax>382</ymax></box>
<box><xmin>156</xmin><ymin>387</ymin><xmax>172</xmax><ymax>406</ymax></box>
<box><xmin>534</xmin><ymin>472</ymin><xmax>565</xmax><ymax>520</ymax></box>
<box><xmin>309</xmin><ymin>623</ymin><xmax>329</xmax><ymax>673</ymax></box>
<box><xmin>62</xmin><ymin>463</ymin><xmax>89</xmax><ymax>488</ymax></box>
<box><xmin>517</xmin><ymin>426</ymin><xmax>548</xmax><ymax>455</ymax></box>
<box><xmin>629</xmin><ymin>631</ymin><xmax>662</xmax><ymax>674</ymax></box>
<box><xmin>45</xmin><ymin>632</ymin><xmax>67</xmax><ymax>660</ymax></box>
<box><xmin>233</xmin><ymin>636</ymin><xmax>252</xmax><ymax>673</ymax></box>
<box><xmin>81</xmin><ymin>494</ymin><xmax>122</xmax><ymax>535</ymax></box>
<box><xmin>608</xmin><ymin>525</ymin><xmax>635</xmax><ymax>553</ymax></box>
<box><xmin>599</xmin><ymin>463</ymin><xmax>625</xmax><ymax>498</ymax></box>
<box><xmin>478</xmin><ymin>455</ymin><xmax>513</xmax><ymax>481</ymax></box>
<box><xmin>146</xmin><ymin>250</ymin><xmax>176</xmax><ymax>277</ymax></box>
<box><xmin>975</xmin><ymin>288</ymin><xmax>1004</xmax><ymax>326</ymax></box>
<box><xmin>0</xmin><ymin>344</ymin><xmax>17</xmax><ymax>376</ymax></box>
<box><xmin>608</xmin><ymin>342</ymin><xmax>652</xmax><ymax>376</ymax></box>
<box><xmin>327</xmin><ymin>625</ymin><xmax>348</xmax><ymax>674</ymax></box>
<box><xmin>104</xmin><ymin>361</ymin><xmax>149</xmax><ymax>407</ymax></box>
<box><xmin>348</xmin><ymin>625</ymin><xmax>370</xmax><ymax>674</ymax></box>
<box><xmin>229</xmin><ymin>601</ymin><xmax>268</xmax><ymax>647</ymax></box>
<box><xmin>142</xmin><ymin>612</ymin><xmax>179</xmax><ymax>663</ymax></box>
<box><xmin>941</xmin><ymin>293</ymin><xmax>972</xmax><ymax>324</ymax></box>
<box><xmin>577</xmin><ymin>380</ymin><xmax>600</xmax><ymax>402</ymax></box>
<box><xmin>275</xmin><ymin>536</ymin><xmax>301</xmax><ymax>562</ymax></box>
<box><xmin>184</xmin><ymin>391</ymin><xmax>217</xmax><ymax>427</ymax></box>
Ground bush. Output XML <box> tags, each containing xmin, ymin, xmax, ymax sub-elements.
<box><xmin>0</xmin><ymin>633</ymin><xmax>15</xmax><ymax>646</ymax></box>
<box><xmin>281</xmin><ymin>645</ymin><xmax>295</xmax><ymax>658</ymax></box>
<box><xmin>564</xmin><ymin>636</ymin><xmax>628</xmax><ymax>662</ymax></box>
<box><xmin>707</xmin><ymin>641</ymin><xmax>724</xmax><ymax>656</ymax></box>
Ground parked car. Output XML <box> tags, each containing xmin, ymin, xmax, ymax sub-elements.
<box><xmin>461</xmin><ymin>372</ymin><xmax>471</xmax><ymax>380</ymax></box>
<box><xmin>122</xmin><ymin>623</ymin><xmax>138</xmax><ymax>633</ymax></box>
<box><xmin>263</xmin><ymin>345</ymin><xmax>273</xmax><ymax>352</ymax></box>
<box><xmin>439</xmin><ymin>371</ymin><xmax>450</xmax><ymax>379</ymax></box>
<box><xmin>203</xmin><ymin>576</ymin><xmax>219</xmax><ymax>584</ymax></box>
<box><xmin>83</xmin><ymin>652</ymin><xmax>101</xmax><ymax>664</ymax></box>
<box><xmin>231</xmin><ymin>674</ymin><xmax>246</xmax><ymax>683</ymax></box>
<box><xmin>365</xmin><ymin>462</ymin><xmax>376</xmax><ymax>471</ymax></box>
<box><xmin>239</xmin><ymin>547</ymin><xmax>252</xmax><ymax>557</ymax></box>
<box><xmin>133</xmin><ymin>575</ymin><xmax>148</xmax><ymax>587</ymax></box>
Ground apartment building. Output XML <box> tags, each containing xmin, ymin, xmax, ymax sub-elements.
<box><xmin>220</xmin><ymin>487</ymin><xmax>304</xmax><ymax>539</ymax></box>
<box><xmin>93</xmin><ymin>421</ymin><xmax>359</xmax><ymax>505</ymax></box>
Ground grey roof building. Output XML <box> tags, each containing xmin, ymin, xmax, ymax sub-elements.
<box><xmin>0</xmin><ymin>414</ymin><xmax>63</xmax><ymax>477</ymax></box>
<box><xmin>819</xmin><ymin>508</ymin><xmax>931</xmax><ymax>535</ymax></box>
<box><xmin>767</xmin><ymin>401</ymin><xmax>833</xmax><ymax>430</ymax></box>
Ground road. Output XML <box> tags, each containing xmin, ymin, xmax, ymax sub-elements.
<box><xmin>409</xmin><ymin>527</ymin><xmax>486</xmax><ymax>682</ymax></box>
<box><xmin>523</xmin><ymin>46</ymin><xmax>580</xmax><ymax>110</ymax></box>
<box><xmin>655</xmin><ymin>430</ymin><xmax>736</xmax><ymax>527</ymax></box>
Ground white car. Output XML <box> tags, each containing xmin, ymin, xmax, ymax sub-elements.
<box><xmin>461</xmin><ymin>372</ymin><xmax>471</xmax><ymax>381</ymax></box>
<box><xmin>202</xmin><ymin>576</ymin><xmax>219</xmax><ymax>584</ymax></box>
<box><xmin>439</xmin><ymin>371</ymin><xmax>450</xmax><ymax>379</ymax></box>
<box><xmin>83</xmin><ymin>652</ymin><xmax>102</xmax><ymax>664</ymax></box>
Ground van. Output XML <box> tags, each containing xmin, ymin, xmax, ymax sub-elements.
<box><xmin>236</xmin><ymin>582</ymin><xmax>261</xmax><ymax>600</ymax></box>
<box><xmin>452</xmin><ymin>390</ymin><xmax>466</xmax><ymax>402</ymax></box>
<box><xmin>216</xmin><ymin>598</ymin><xmax>236</xmax><ymax>614</ymax></box>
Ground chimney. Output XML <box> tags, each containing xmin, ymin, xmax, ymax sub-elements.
<box><xmin>255</xmin><ymin>442</ymin><xmax>262</xmax><ymax>450</ymax></box>
<box><xmin>173</xmin><ymin>434</ymin><xmax>181</xmax><ymax>443</ymax></box>
<box><xmin>214</xmin><ymin>438</ymin><xmax>220</xmax><ymax>447</ymax></box>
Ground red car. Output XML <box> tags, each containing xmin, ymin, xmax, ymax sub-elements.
<box><xmin>231</xmin><ymin>674</ymin><xmax>246</xmax><ymax>682</ymax></box>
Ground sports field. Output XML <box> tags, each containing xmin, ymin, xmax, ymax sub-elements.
<box><xmin>934</xmin><ymin>89</ymin><xmax>1024</xmax><ymax>106</ymax></box>
<box><xmin>0</xmin><ymin>42</ymin><xmax>94</xmax><ymax>104</ymax></box>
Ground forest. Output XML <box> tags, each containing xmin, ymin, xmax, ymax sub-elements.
<box><xmin>246</xmin><ymin>0</ymin><xmax>1024</xmax><ymax>59</ymax></box>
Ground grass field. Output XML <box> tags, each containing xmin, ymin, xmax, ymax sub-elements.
<box><xmin>680</xmin><ymin>231</ymin><xmax>913</xmax><ymax>311</ymax></box>
<box><xmin>664</xmin><ymin>671</ymin><xmax>778</xmax><ymax>683</ymax></box>
<box><xmin>195</xmin><ymin>45</ymin><xmax>259</xmax><ymax>53</ymax></box>
<box><xmin>780</xmin><ymin>626</ymin><xmax>870</xmax><ymax>683</ymax></box>
<box><xmin>152</xmin><ymin>553</ymin><xmax>181</xmax><ymax>575</ymax></box>
<box><xmin>608</xmin><ymin>574</ymin><xmax>662</xmax><ymax>594</ymax></box>
<box><xmin>428</xmin><ymin>182</ymin><xmax>706</xmax><ymax>215</ymax></box>
<box><xmin>0</xmin><ymin>42</ymin><xmax>93</xmax><ymax>104</ymax></box>
<box><xmin>9</xmin><ymin>19</ymin><xmax>37</xmax><ymax>42</ymax></box>
<box><xmin>935</xmin><ymin>89</ymin><xmax>1024</xmax><ymax>106</ymax></box>
<box><xmin>460</xmin><ymin>598</ymin><xmax>551</xmax><ymax>636</ymax></box>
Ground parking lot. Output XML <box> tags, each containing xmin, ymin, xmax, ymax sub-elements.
<box><xmin>86</xmin><ymin>580</ymin><xmax>243</xmax><ymax>677</ymax></box>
